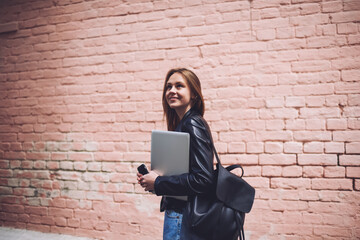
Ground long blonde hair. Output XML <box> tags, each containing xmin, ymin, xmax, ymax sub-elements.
<box><xmin>162</xmin><ymin>68</ymin><xmax>205</xmax><ymax>131</ymax></box>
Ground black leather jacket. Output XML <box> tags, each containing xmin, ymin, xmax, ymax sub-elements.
<box><xmin>154</xmin><ymin>108</ymin><xmax>215</xmax><ymax>212</ymax></box>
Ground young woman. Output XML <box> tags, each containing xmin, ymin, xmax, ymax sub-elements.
<box><xmin>137</xmin><ymin>68</ymin><xmax>215</xmax><ymax>240</ymax></box>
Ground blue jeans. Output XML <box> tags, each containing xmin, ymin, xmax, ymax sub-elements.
<box><xmin>163</xmin><ymin>210</ymin><xmax>183</xmax><ymax>240</ymax></box>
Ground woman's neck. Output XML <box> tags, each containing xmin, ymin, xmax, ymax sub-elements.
<box><xmin>176</xmin><ymin>106</ymin><xmax>192</xmax><ymax>120</ymax></box>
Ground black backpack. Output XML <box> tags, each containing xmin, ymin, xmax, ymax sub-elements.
<box><xmin>189</xmin><ymin>143</ymin><xmax>255</xmax><ymax>240</ymax></box>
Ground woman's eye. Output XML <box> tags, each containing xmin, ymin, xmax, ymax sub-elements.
<box><xmin>176</xmin><ymin>84</ymin><xmax>183</xmax><ymax>88</ymax></box>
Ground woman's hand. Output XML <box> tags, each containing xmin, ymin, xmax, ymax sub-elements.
<box><xmin>137</xmin><ymin>171</ymin><xmax>159</xmax><ymax>192</ymax></box>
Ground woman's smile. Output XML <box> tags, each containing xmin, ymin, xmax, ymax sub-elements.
<box><xmin>169</xmin><ymin>96</ymin><xmax>179</xmax><ymax>101</ymax></box>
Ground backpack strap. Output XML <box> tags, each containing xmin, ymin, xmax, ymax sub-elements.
<box><xmin>210</xmin><ymin>137</ymin><xmax>247</xmax><ymax>240</ymax></box>
<box><xmin>225</xmin><ymin>165</ymin><xmax>244</xmax><ymax>178</ymax></box>
<box><xmin>235</xmin><ymin>211</ymin><xmax>245</xmax><ymax>240</ymax></box>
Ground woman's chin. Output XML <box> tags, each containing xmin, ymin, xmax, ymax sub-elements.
<box><xmin>168</xmin><ymin>103</ymin><xmax>179</xmax><ymax>109</ymax></box>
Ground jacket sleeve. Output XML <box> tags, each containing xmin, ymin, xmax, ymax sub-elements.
<box><xmin>154</xmin><ymin>117</ymin><xmax>215</xmax><ymax>196</ymax></box>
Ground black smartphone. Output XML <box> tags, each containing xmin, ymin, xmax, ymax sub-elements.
<box><xmin>137</xmin><ymin>164</ymin><xmax>149</xmax><ymax>175</ymax></box>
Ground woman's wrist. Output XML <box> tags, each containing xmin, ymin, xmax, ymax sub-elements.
<box><xmin>153</xmin><ymin>176</ymin><xmax>161</xmax><ymax>195</ymax></box>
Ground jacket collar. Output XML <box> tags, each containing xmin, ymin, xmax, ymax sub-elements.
<box><xmin>182</xmin><ymin>108</ymin><xmax>193</xmax><ymax>120</ymax></box>
<box><xmin>176</xmin><ymin>108</ymin><xmax>197</xmax><ymax>131</ymax></box>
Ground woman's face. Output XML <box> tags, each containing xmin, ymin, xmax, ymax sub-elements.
<box><xmin>165</xmin><ymin>73</ymin><xmax>193</xmax><ymax>117</ymax></box>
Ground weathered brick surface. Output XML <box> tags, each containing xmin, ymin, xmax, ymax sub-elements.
<box><xmin>0</xmin><ymin>0</ymin><xmax>359</xmax><ymax>239</ymax></box>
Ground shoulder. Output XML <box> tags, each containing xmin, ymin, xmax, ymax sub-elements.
<box><xmin>182</xmin><ymin>113</ymin><xmax>211</xmax><ymax>141</ymax></box>
<box><xmin>182</xmin><ymin>111</ymin><xmax>207</xmax><ymax>129</ymax></box>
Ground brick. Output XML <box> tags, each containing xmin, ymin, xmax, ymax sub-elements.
<box><xmin>337</xmin><ymin>23</ymin><xmax>358</xmax><ymax>34</ymax></box>
<box><xmin>348</xmin><ymin>94</ymin><xmax>360</xmax><ymax>106</ymax></box>
<box><xmin>308</xmin><ymin>36</ymin><xmax>347</xmax><ymax>48</ymax></box>
<box><xmin>341</xmin><ymin>69</ymin><xmax>360</xmax><ymax>82</ymax></box>
<box><xmin>304</xmin><ymin>142</ymin><xmax>324</xmax><ymax>153</ymax></box>
<box><xmin>68</xmin><ymin>152</ymin><xmax>93</xmax><ymax>161</ymax></box>
<box><xmin>220</xmin><ymin>131</ymin><xmax>256</xmax><ymax>143</ymax></box>
<box><xmin>346</xmin><ymin>167</ymin><xmax>360</xmax><ymax>178</ymax></box>
<box><xmin>246</xmin><ymin>142</ymin><xmax>263</xmax><ymax>153</ymax></box>
<box><xmin>270</xmin><ymin>199</ymin><xmax>308</xmax><ymax>212</ymax></box>
<box><xmin>326</xmin><ymin>95</ymin><xmax>347</xmax><ymax>107</ymax></box>
<box><xmin>265</xmin><ymin>97</ymin><xmax>284</xmax><ymax>108</ymax></box>
<box><xmin>74</xmin><ymin>162</ymin><xmax>87</xmax><ymax>171</ymax></box>
<box><xmin>317</xmin><ymin>24</ymin><xmax>337</xmax><ymax>36</ymax></box>
<box><xmin>300</xmin><ymin>3</ymin><xmax>321</xmax><ymax>15</ymax></box>
<box><xmin>264</xmin><ymin>142</ymin><xmax>283</xmax><ymax>153</ymax></box>
<box><xmin>344</xmin><ymin>107</ymin><xmax>360</xmax><ymax>118</ymax></box>
<box><xmin>83</xmin><ymin>172</ymin><xmax>109</xmax><ymax>182</ymax></box>
<box><xmin>322</xmin><ymin>1</ymin><xmax>343</xmax><ymax>13</ymax></box>
<box><xmin>276</xmin><ymin>27</ymin><xmax>295</xmax><ymax>39</ymax></box>
<box><xmin>271</xmin><ymin>178</ymin><xmax>311</xmax><ymax>189</ymax></box>
<box><xmin>348</xmin><ymin>119</ymin><xmax>360</xmax><ymax>130</ymax></box>
<box><xmin>0</xmin><ymin>187</ymin><xmax>13</xmax><ymax>195</ymax></box>
<box><xmin>256</xmin><ymin>131</ymin><xmax>293</xmax><ymax>141</ymax></box>
<box><xmin>282</xmin><ymin>166</ymin><xmax>302</xmax><ymax>177</ymax></box>
<box><xmin>265</xmin><ymin>120</ymin><xmax>285</xmax><ymax>130</ymax></box>
<box><xmin>305</xmin><ymin>119</ymin><xmax>326</xmax><ymax>130</ymax></box>
<box><xmin>4</xmin><ymin>152</ymin><xmax>26</xmax><ymax>160</ymax></box>
<box><xmin>0</xmin><ymin>160</ymin><xmax>9</xmax><ymax>168</ymax></box>
<box><xmin>333</xmin><ymin>131</ymin><xmax>360</xmax><ymax>141</ymax></box>
<box><xmin>325</xmin><ymin>142</ymin><xmax>344</xmax><ymax>154</ymax></box>
<box><xmin>56</xmin><ymin>171</ymin><xmax>81</xmax><ymax>181</ymax></box>
<box><xmin>324</xmin><ymin>166</ymin><xmax>346</xmax><ymax>178</ymax></box>
<box><xmin>355</xmin><ymin>179</ymin><xmax>360</xmax><ymax>191</ymax></box>
<box><xmin>255</xmin><ymin>85</ymin><xmax>293</xmax><ymax>97</ymax></box>
<box><xmin>68</xmin><ymin>218</ymin><xmax>80</xmax><ymax>228</ymax></box>
<box><xmin>60</xmin><ymin>161</ymin><xmax>73</xmax><ymax>170</ymax></box>
<box><xmin>34</xmin><ymin>161</ymin><xmax>46</xmax><ymax>169</ymax></box>
<box><xmin>327</xmin><ymin>119</ymin><xmax>347</xmax><ymax>130</ymax></box>
<box><xmin>260</xmin><ymin>7</ymin><xmax>280</xmax><ymax>19</ymax></box>
<box><xmin>320</xmin><ymin>191</ymin><xmax>356</xmax><ymax>203</ymax></box>
<box><xmin>284</xmin><ymin>142</ymin><xmax>302</xmax><ymax>153</ymax></box>
<box><xmin>306</xmin><ymin>96</ymin><xmax>325</xmax><ymax>107</ymax></box>
<box><xmin>47</xmin><ymin>161</ymin><xmax>59</xmax><ymax>170</ymax></box>
<box><xmin>346</xmin><ymin>142</ymin><xmax>360</xmax><ymax>154</ymax></box>
<box><xmin>259</xmin><ymin>154</ymin><xmax>296</xmax><ymax>165</ymax></box>
<box><xmin>221</xmin><ymin>109</ymin><xmax>258</xmax><ymax>121</ymax></box>
<box><xmin>298</xmin><ymin>154</ymin><xmax>337</xmax><ymax>166</ymax></box>
<box><xmin>27</xmin><ymin>223</ymin><xmax>50</xmax><ymax>233</ymax></box>
<box><xmin>301</xmin><ymin>108</ymin><xmax>340</xmax><ymax>119</ymax></box>
<box><xmin>290</xmin><ymin>13</ymin><xmax>328</xmax><ymax>26</ymax></box>
<box><xmin>285</xmin><ymin>119</ymin><xmax>305</xmax><ymax>130</ymax></box>
<box><xmin>285</xmin><ymin>96</ymin><xmax>305</xmax><ymax>107</ymax></box>
<box><xmin>330</xmin><ymin>11</ymin><xmax>360</xmax><ymax>23</ymax></box>
<box><xmin>294</xmin><ymin>131</ymin><xmax>331</xmax><ymax>141</ymax></box>
<box><xmin>13</xmin><ymin>187</ymin><xmax>35</xmax><ymax>197</ymax></box>
<box><xmin>332</xmin><ymin>57</ymin><xmax>360</xmax><ymax>72</ymax></box>
<box><xmin>54</xmin><ymin>217</ymin><xmax>67</xmax><ymax>227</ymax></box>
<box><xmin>295</xmin><ymin>25</ymin><xmax>316</xmax><ymax>38</ymax></box>
<box><xmin>314</xmin><ymin>226</ymin><xmax>352</xmax><ymax>238</ymax></box>
<box><xmin>293</xmin><ymin>83</ymin><xmax>334</xmax><ymax>95</ymax></box>
<box><xmin>21</xmin><ymin>161</ymin><xmax>33</xmax><ymax>169</ymax></box>
<box><xmin>311</xmin><ymin>178</ymin><xmax>353</xmax><ymax>190</ymax></box>
<box><xmin>257</xmin><ymin>29</ymin><xmax>276</xmax><ymax>40</ymax></box>
<box><xmin>228</xmin><ymin>142</ymin><xmax>245</xmax><ymax>153</ymax></box>
<box><xmin>26</xmin><ymin>152</ymin><xmax>50</xmax><ymax>160</ymax></box>
<box><xmin>302</xmin><ymin>212</ymin><xmax>322</xmax><ymax>224</ymax></box>
<box><xmin>262</xmin><ymin>166</ymin><xmax>282</xmax><ymax>177</ymax></box>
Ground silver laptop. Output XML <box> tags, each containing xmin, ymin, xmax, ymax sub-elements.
<box><xmin>151</xmin><ymin>130</ymin><xmax>190</xmax><ymax>201</ymax></box>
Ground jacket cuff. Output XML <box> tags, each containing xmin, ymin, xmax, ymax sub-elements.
<box><xmin>154</xmin><ymin>176</ymin><xmax>161</xmax><ymax>196</ymax></box>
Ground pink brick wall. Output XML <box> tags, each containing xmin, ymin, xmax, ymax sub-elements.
<box><xmin>0</xmin><ymin>0</ymin><xmax>359</xmax><ymax>239</ymax></box>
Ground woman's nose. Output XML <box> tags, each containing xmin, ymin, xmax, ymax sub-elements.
<box><xmin>169</xmin><ymin>86</ymin><xmax>176</xmax><ymax>93</ymax></box>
